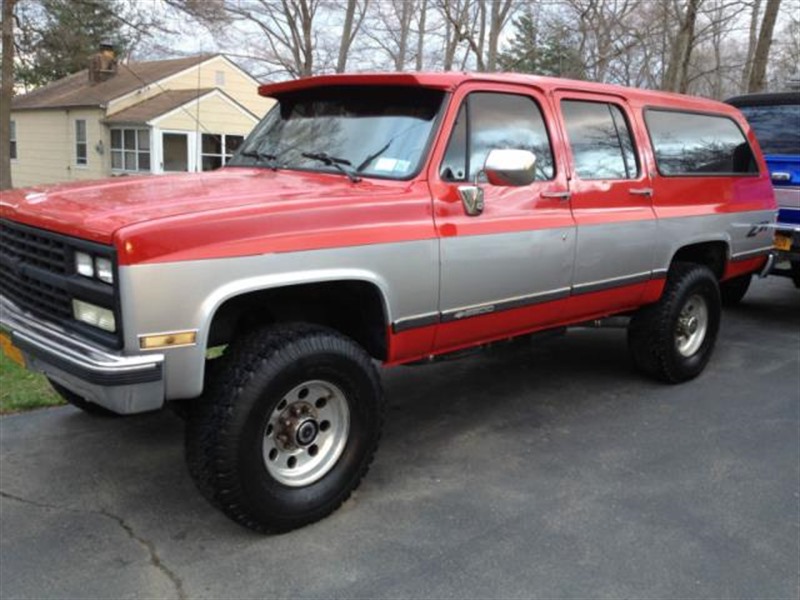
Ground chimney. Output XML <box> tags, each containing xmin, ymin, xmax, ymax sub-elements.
<box><xmin>88</xmin><ymin>41</ymin><xmax>118</xmax><ymax>84</ymax></box>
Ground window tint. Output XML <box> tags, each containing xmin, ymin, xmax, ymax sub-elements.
<box><xmin>230</xmin><ymin>86</ymin><xmax>444</xmax><ymax>180</ymax></box>
<box><xmin>737</xmin><ymin>104</ymin><xmax>800</xmax><ymax>155</ymax></box>
<box><xmin>645</xmin><ymin>110</ymin><xmax>757</xmax><ymax>175</ymax></box>
<box><xmin>561</xmin><ymin>100</ymin><xmax>638</xmax><ymax>180</ymax></box>
<box><xmin>441</xmin><ymin>92</ymin><xmax>554</xmax><ymax>182</ymax></box>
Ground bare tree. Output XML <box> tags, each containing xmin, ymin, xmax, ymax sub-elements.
<box><xmin>366</xmin><ymin>0</ymin><xmax>416</xmax><ymax>71</ymax></box>
<box><xmin>663</xmin><ymin>0</ymin><xmax>703</xmax><ymax>92</ymax></box>
<box><xmin>336</xmin><ymin>0</ymin><xmax>369</xmax><ymax>73</ymax></box>
<box><xmin>438</xmin><ymin>0</ymin><xmax>513</xmax><ymax>71</ymax></box>
<box><xmin>748</xmin><ymin>0</ymin><xmax>781</xmax><ymax>91</ymax></box>
<box><xmin>225</xmin><ymin>0</ymin><xmax>321</xmax><ymax>78</ymax></box>
<box><xmin>1</xmin><ymin>0</ymin><xmax>16</xmax><ymax>190</ymax></box>
<box><xmin>415</xmin><ymin>0</ymin><xmax>428</xmax><ymax>70</ymax></box>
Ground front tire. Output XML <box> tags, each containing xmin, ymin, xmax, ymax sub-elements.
<box><xmin>185</xmin><ymin>323</ymin><xmax>383</xmax><ymax>533</ymax></box>
<box><xmin>628</xmin><ymin>263</ymin><xmax>721</xmax><ymax>383</ymax></box>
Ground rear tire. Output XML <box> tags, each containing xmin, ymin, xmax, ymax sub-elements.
<box><xmin>628</xmin><ymin>263</ymin><xmax>721</xmax><ymax>383</ymax></box>
<box><xmin>720</xmin><ymin>274</ymin><xmax>751</xmax><ymax>306</ymax></box>
<box><xmin>185</xmin><ymin>323</ymin><xmax>383</xmax><ymax>533</ymax></box>
<box><xmin>48</xmin><ymin>378</ymin><xmax>121</xmax><ymax>417</ymax></box>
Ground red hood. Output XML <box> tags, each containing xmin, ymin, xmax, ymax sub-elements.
<box><xmin>0</xmin><ymin>169</ymin><xmax>405</xmax><ymax>243</ymax></box>
<box><xmin>0</xmin><ymin>169</ymin><xmax>434</xmax><ymax>264</ymax></box>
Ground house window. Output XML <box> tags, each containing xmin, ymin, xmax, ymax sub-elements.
<box><xmin>215</xmin><ymin>70</ymin><xmax>225</xmax><ymax>86</ymax></box>
<box><xmin>201</xmin><ymin>134</ymin><xmax>244</xmax><ymax>171</ymax></box>
<box><xmin>75</xmin><ymin>119</ymin><xmax>88</xmax><ymax>166</ymax></box>
<box><xmin>111</xmin><ymin>128</ymin><xmax>151</xmax><ymax>172</ymax></box>
<box><xmin>9</xmin><ymin>120</ymin><xmax>16</xmax><ymax>160</ymax></box>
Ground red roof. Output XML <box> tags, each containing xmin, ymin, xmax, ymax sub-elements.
<box><xmin>258</xmin><ymin>72</ymin><xmax>732</xmax><ymax>114</ymax></box>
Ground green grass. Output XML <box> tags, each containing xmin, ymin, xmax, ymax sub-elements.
<box><xmin>0</xmin><ymin>355</ymin><xmax>65</xmax><ymax>415</ymax></box>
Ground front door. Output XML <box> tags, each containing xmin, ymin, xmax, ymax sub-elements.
<box><xmin>429</xmin><ymin>83</ymin><xmax>576</xmax><ymax>352</ymax></box>
<box><xmin>162</xmin><ymin>132</ymin><xmax>189</xmax><ymax>172</ymax></box>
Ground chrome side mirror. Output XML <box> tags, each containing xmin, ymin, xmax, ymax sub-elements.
<box><xmin>484</xmin><ymin>149</ymin><xmax>537</xmax><ymax>187</ymax></box>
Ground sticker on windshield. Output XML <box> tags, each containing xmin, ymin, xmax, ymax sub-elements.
<box><xmin>373</xmin><ymin>157</ymin><xmax>399</xmax><ymax>172</ymax></box>
<box><xmin>373</xmin><ymin>157</ymin><xmax>412</xmax><ymax>174</ymax></box>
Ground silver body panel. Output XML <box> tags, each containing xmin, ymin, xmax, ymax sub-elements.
<box><xmin>120</xmin><ymin>240</ymin><xmax>440</xmax><ymax>400</ymax></box>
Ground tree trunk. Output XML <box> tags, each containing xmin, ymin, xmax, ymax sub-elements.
<box><xmin>663</xmin><ymin>0</ymin><xmax>701</xmax><ymax>92</ymax></box>
<box><xmin>1</xmin><ymin>0</ymin><xmax>15</xmax><ymax>190</ymax></box>
<box><xmin>336</xmin><ymin>0</ymin><xmax>358</xmax><ymax>73</ymax></box>
<box><xmin>740</xmin><ymin>0</ymin><xmax>761</xmax><ymax>92</ymax></box>
<box><xmin>416</xmin><ymin>0</ymin><xmax>427</xmax><ymax>71</ymax></box>
<box><xmin>748</xmin><ymin>0</ymin><xmax>781</xmax><ymax>92</ymax></box>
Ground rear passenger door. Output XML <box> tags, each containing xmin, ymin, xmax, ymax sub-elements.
<box><xmin>554</xmin><ymin>92</ymin><xmax>657</xmax><ymax>317</ymax></box>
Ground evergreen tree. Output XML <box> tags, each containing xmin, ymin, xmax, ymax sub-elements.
<box><xmin>16</xmin><ymin>0</ymin><xmax>133</xmax><ymax>88</ymax></box>
<box><xmin>498</xmin><ymin>11</ymin><xmax>585</xmax><ymax>79</ymax></box>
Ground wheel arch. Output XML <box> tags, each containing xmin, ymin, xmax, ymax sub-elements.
<box><xmin>669</xmin><ymin>239</ymin><xmax>730</xmax><ymax>279</ymax></box>
<box><xmin>201</xmin><ymin>270</ymin><xmax>392</xmax><ymax>361</ymax></box>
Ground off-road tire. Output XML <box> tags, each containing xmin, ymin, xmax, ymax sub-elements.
<box><xmin>628</xmin><ymin>262</ymin><xmax>721</xmax><ymax>383</ymax></box>
<box><xmin>185</xmin><ymin>323</ymin><xmax>383</xmax><ymax>533</ymax></box>
<box><xmin>48</xmin><ymin>378</ymin><xmax>121</xmax><ymax>417</ymax></box>
<box><xmin>720</xmin><ymin>274</ymin><xmax>751</xmax><ymax>306</ymax></box>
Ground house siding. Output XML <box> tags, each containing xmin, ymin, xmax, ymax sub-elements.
<box><xmin>10</xmin><ymin>108</ymin><xmax>109</xmax><ymax>188</ymax></box>
<box><xmin>107</xmin><ymin>56</ymin><xmax>273</xmax><ymax>118</ymax></box>
<box><xmin>154</xmin><ymin>93</ymin><xmax>258</xmax><ymax>133</ymax></box>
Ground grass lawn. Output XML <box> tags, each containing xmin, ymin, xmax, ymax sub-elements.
<box><xmin>0</xmin><ymin>355</ymin><xmax>65</xmax><ymax>415</ymax></box>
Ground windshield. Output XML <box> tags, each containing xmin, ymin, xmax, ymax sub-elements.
<box><xmin>737</xmin><ymin>104</ymin><xmax>800</xmax><ymax>155</ymax></box>
<box><xmin>229</xmin><ymin>85</ymin><xmax>446</xmax><ymax>180</ymax></box>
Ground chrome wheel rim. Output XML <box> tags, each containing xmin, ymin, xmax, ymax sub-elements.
<box><xmin>675</xmin><ymin>293</ymin><xmax>709</xmax><ymax>357</ymax></box>
<box><xmin>262</xmin><ymin>380</ymin><xmax>350</xmax><ymax>487</ymax></box>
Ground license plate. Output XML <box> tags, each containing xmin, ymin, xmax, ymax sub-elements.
<box><xmin>0</xmin><ymin>332</ymin><xmax>26</xmax><ymax>369</ymax></box>
<box><xmin>774</xmin><ymin>234</ymin><xmax>792</xmax><ymax>252</ymax></box>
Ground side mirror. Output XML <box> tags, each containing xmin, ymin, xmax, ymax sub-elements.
<box><xmin>484</xmin><ymin>149</ymin><xmax>537</xmax><ymax>187</ymax></box>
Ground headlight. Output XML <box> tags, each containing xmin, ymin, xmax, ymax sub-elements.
<box><xmin>75</xmin><ymin>252</ymin><xmax>94</xmax><ymax>278</ymax></box>
<box><xmin>74</xmin><ymin>252</ymin><xmax>114</xmax><ymax>284</ymax></box>
<box><xmin>95</xmin><ymin>257</ymin><xmax>114</xmax><ymax>284</ymax></box>
<box><xmin>72</xmin><ymin>299</ymin><xmax>116</xmax><ymax>332</ymax></box>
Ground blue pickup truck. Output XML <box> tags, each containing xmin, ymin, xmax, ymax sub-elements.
<box><xmin>727</xmin><ymin>92</ymin><xmax>800</xmax><ymax>290</ymax></box>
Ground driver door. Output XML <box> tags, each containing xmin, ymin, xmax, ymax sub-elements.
<box><xmin>429</xmin><ymin>84</ymin><xmax>576</xmax><ymax>351</ymax></box>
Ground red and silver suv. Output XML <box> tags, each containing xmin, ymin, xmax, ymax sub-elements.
<box><xmin>0</xmin><ymin>73</ymin><xmax>777</xmax><ymax>532</ymax></box>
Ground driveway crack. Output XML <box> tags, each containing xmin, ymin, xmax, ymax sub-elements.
<box><xmin>0</xmin><ymin>490</ymin><xmax>187</xmax><ymax>600</ymax></box>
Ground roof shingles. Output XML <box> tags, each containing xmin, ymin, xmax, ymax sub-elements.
<box><xmin>103</xmin><ymin>88</ymin><xmax>216</xmax><ymax>124</ymax></box>
<box><xmin>12</xmin><ymin>55</ymin><xmax>215</xmax><ymax>110</ymax></box>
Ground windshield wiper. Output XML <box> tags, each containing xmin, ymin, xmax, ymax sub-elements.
<box><xmin>356</xmin><ymin>140</ymin><xmax>392</xmax><ymax>172</ymax></box>
<box><xmin>240</xmin><ymin>149</ymin><xmax>279</xmax><ymax>170</ymax></box>
<box><xmin>301</xmin><ymin>152</ymin><xmax>361</xmax><ymax>183</ymax></box>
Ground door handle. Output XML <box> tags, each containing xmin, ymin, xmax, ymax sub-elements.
<box><xmin>629</xmin><ymin>188</ymin><xmax>653</xmax><ymax>197</ymax></box>
<box><xmin>541</xmin><ymin>191</ymin><xmax>571</xmax><ymax>201</ymax></box>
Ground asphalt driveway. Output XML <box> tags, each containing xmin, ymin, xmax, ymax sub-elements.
<box><xmin>1</xmin><ymin>276</ymin><xmax>798</xmax><ymax>600</ymax></box>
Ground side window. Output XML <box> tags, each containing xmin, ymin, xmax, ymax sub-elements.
<box><xmin>561</xmin><ymin>100</ymin><xmax>638</xmax><ymax>180</ymax></box>
<box><xmin>440</xmin><ymin>92</ymin><xmax>554</xmax><ymax>182</ymax></box>
<box><xmin>645</xmin><ymin>109</ymin><xmax>758</xmax><ymax>175</ymax></box>
<box><xmin>9</xmin><ymin>120</ymin><xmax>16</xmax><ymax>160</ymax></box>
<box><xmin>75</xmin><ymin>119</ymin><xmax>88</xmax><ymax>166</ymax></box>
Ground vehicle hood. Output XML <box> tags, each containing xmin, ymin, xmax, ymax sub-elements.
<box><xmin>0</xmin><ymin>168</ymin><xmax>409</xmax><ymax>245</ymax></box>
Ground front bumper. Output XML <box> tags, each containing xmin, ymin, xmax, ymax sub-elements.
<box><xmin>0</xmin><ymin>296</ymin><xmax>165</xmax><ymax>414</ymax></box>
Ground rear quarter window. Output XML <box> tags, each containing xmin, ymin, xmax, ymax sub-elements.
<box><xmin>645</xmin><ymin>109</ymin><xmax>758</xmax><ymax>176</ymax></box>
